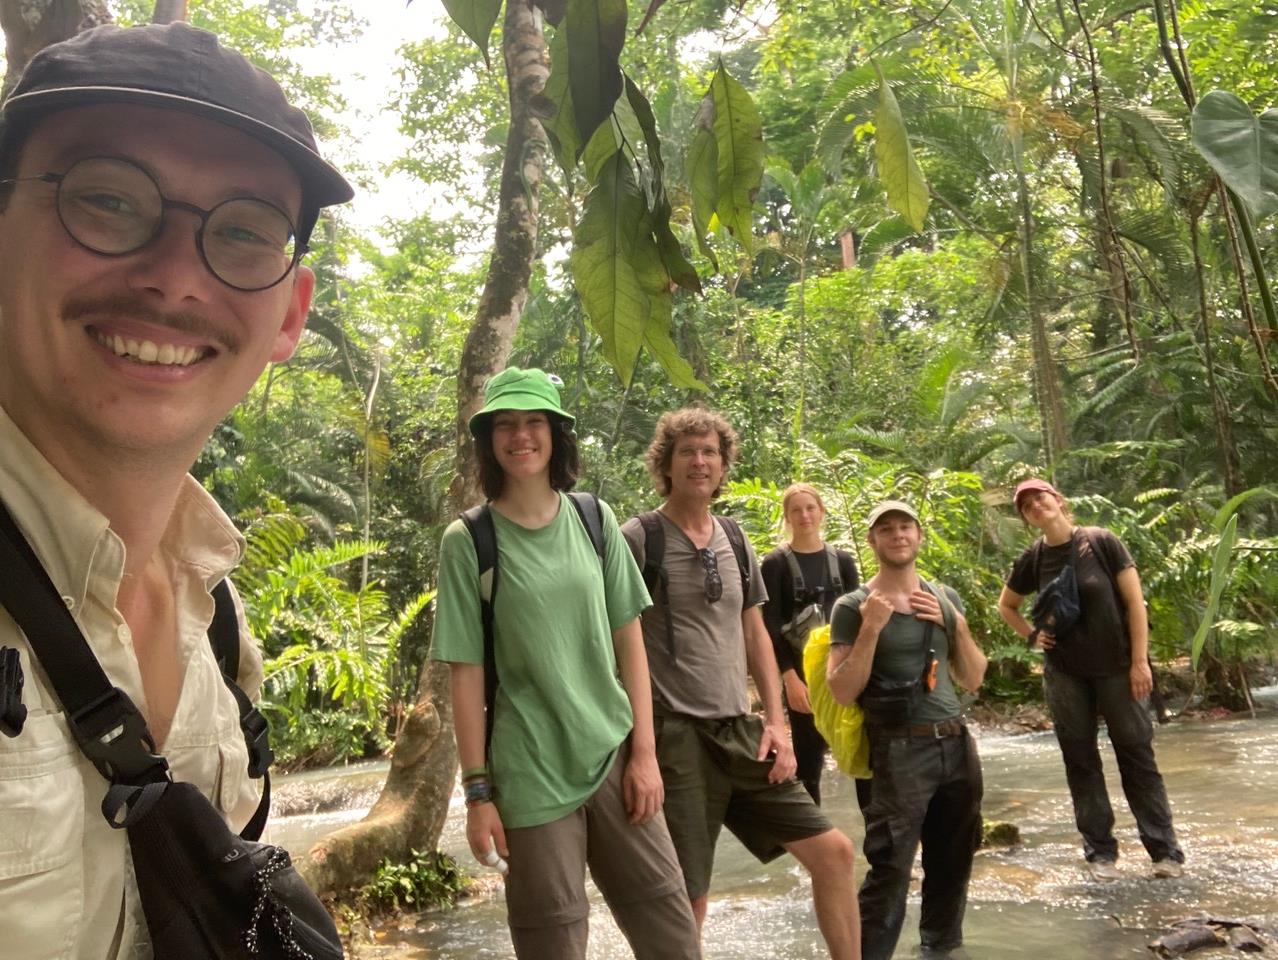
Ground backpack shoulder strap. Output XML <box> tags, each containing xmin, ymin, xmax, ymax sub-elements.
<box><xmin>458</xmin><ymin>504</ymin><xmax>499</xmax><ymax>757</ymax></box>
<box><xmin>207</xmin><ymin>581</ymin><xmax>273</xmax><ymax>841</ymax></box>
<box><xmin>714</xmin><ymin>515</ymin><xmax>751</xmax><ymax>608</ymax></box>
<box><xmin>779</xmin><ymin>542</ymin><xmax>807</xmax><ymax>598</ymax></box>
<box><xmin>919</xmin><ymin>578</ymin><xmax>959</xmax><ymax>641</ymax></box>
<box><xmin>567</xmin><ymin>491</ymin><xmax>606</xmax><ymax>562</ymax></box>
<box><xmin>824</xmin><ymin>545</ymin><xmax>843</xmax><ymax>596</ymax></box>
<box><xmin>637</xmin><ymin>511</ymin><xmax>675</xmax><ymax>658</ymax></box>
<box><xmin>637</xmin><ymin>510</ymin><xmax>665</xmax><ymax>594</ymax></box>
<box><xmin>1080</xmin><ymin>526</ymin><xmax>1117</xmax><ymax>589</ymax></box>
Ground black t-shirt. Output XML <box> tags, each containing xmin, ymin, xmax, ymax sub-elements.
<box><xmin>761</xmin><ymin>545</ymin><xmax>860</xmax><ymax>677</ymax></box>
<box><xmin>1007</xmin><ymin>526</ymin><xmax>1135</xmax><ymax>677</ymax></box>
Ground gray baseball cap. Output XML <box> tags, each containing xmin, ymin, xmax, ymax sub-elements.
<box><xmin>866</xmin><ymin>499</ymin><xmax>920</xmax><ymax>529</ymax></box>
<box><xmin>0</xmin><ymin>22</ymin><xmax>352</xmax><ymax>244</ymax></box>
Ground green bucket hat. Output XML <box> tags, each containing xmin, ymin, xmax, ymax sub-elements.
<box><xmin>467</xmin><ymin>367</ymin><xmax>575</xmax><ymax>437</ymax></box>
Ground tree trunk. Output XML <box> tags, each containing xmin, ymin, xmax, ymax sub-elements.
<box><xmin>0</xmin><ymin>0</ymin><xmax>111</xmax><ymax>99</ymax></box>
<box><xmin>1016</xmin><ymin>164</ymin><xmax>1069</xmax><ymax>465</ymax></box>
<box><xmin>151</xmin><ymin>0</ymin><xmax>187</xmax><ymax>24</ymax></box>
<box><xmin>301</xmin><ymin>0</ymin><xmax>550</xmax><ymax>895</ymax></box>
<box><xmin>451</xmin><ymin>0</ymin><xmax>550</xmax><ymax>508</ymax></box>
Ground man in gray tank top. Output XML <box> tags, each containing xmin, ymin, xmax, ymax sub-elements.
<box><xmin>827</xmin><ymin>501</ymin><xmax>988</xmax><ymax>960</ymax></box>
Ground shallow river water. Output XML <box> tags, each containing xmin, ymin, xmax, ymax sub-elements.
<box><xmin>275</xmin><ymin>709</ymin><xmax>1278</xmax><ymax>959</ymax></box>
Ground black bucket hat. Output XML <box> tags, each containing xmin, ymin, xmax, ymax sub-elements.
<box><xmin>0</xmin><ymin>21</ymin><xmax>352</xmax><ymax>244</ymax></box>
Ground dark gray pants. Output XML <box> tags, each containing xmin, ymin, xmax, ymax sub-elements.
<box><xmin>1043</xmin><ymin>665</ymin><xmax>1183</xmax><ymax>864</ymax></box>
<box><xmin>859</xmin><ymin>728</ymin><xmax>982</xmax><ymax>960</ymax></box>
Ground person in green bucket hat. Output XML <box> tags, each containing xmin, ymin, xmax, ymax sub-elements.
<box><xmin>432</xmin><ymin>367</ymin><xmax>699</xmax><ymax>960</ymax></box>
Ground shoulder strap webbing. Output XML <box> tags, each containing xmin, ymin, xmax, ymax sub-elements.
<box><xmin>825</xmin><ymin>545</ymin><xmax>844</xmax><ymax>596</ymax></box>
<box><xmin>208</xmin><ymin>580</ymin><xmax>272</xmax><ymax>842</ymax></box>
<box><xmin>0</xmin><ymin>501</ymin><xmax>169</xmax><ymax>787</ymax></box>
<box><xmin>637</xmin><ymin>511</ymin><xmax>675</xmax><ymax>658</ymax></box>
<box><xmin>1080</xmin><ymin>527</ymin><xmax>1117</xmax><ymax>591</ymax></box>
<box><xmin>780</xmin><ymin>543</ymin><xmax>807</xmax><ymax>598</ymax></box>
<box><xmin>714</xmin><ymin>515</ymin><xmax>751</xmax><ymax>609</ymax></box>
<box><xmin>918</xmin><ymin>578</ymin><xmax>959</xmax><ymax>641</ymax></box>
<box><xmin>567</xmin><ymin>491</ymin><xmax>606</xmax><ymax>561</ymax></box>
<box><xmin>458</xmin><ymin>504</ymin><xmax>499</xmax><ymax>757</ymax></box>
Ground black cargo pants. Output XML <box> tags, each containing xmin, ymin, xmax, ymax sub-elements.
<box><xmin>858</xmin><ymin>725</ymin><xmax>983</xmax><ymax>960</ymax></box>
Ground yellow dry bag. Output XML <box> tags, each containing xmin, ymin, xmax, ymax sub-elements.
<box><xmin>803</xmin><ymin>624</ymin><xmax>872</xmax><ymax>779</ymax></box>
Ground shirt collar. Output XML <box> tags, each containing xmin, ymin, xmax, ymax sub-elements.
<box><xmin>0</xmin><ymin>406</ymin><xmax>244</xmax><ymax>608</ymax></box>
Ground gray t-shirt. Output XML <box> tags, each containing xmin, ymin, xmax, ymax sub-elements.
<box><xmin>621</xmin><ymin>512</ymin><xmax>768</xmax><ymax>719</ymax></box>
<box><xmin>829</xmin><ymin>583</ymin><xmax>966</xmax><ymax>725</ymax></box>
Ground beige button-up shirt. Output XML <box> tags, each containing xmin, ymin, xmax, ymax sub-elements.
<box><xmin>0</xmin><ymin>409</ymin><xmax>264</xmax><ymax>960</ymax></box>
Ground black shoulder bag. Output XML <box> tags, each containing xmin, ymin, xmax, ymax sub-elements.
<box><xmin>0</xmin><ymin>503</ymin><xmax>343</xmax><ymax>960</ymax></box>
<box><xmin>1029</xmin><ymin>532</ymin><xmax>1082</xmax><ymax>645</ymax></box>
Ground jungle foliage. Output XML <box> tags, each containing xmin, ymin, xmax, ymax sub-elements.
<box><xmin>3</xmin><ymin>0</ymin><xmax>1274</xmax><ymax>766</ymax></box>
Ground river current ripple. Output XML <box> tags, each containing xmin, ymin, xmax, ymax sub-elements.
<box><xmin>274</xmin><ymin>710</ymin><xmax>1278</xmax><ymax>959</ymax></box>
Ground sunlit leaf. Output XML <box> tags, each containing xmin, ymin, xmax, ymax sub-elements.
<box><xmin>873</xmin><ymin>63</ymin><xmax>930</xmax><ymax>232</ymax></box>
<box><xmin>1190</xmin><ymin>514</ymin><xmax>1238</xmax><ymax>669</ymax></box>
<box><xmin>1192</xmin><ymin>91</ymin><xmax>1278</xmax><ymax>222</ymax></box>
<box><xmin>539</xmin><ymin>27</ymin><xmax>581</xmax><ymax>175</ymax></box>
<box><xmin>644</xmin><ymin>316</ymin><xmax>706</xmax><ymax>390</ymax></box>
<box><xmin>571</xmin><ymin>153</ymin><xmax>669</xmax><ymax>385</ymax></box>
<box><xmin>566</xmin><ymin>0</ymin><xmax>626</xmax><ymax>150</ymax></box>
<box><xmin>686</xmin><ymin>94</ymin><xmax>719</xmax><ymax>269</ymax></box>
<box><xmin>440</xmin><ymin>0</ymin><xmax>501</xmax><ymax>68</ymax></box>
<box><xmin>711</xmin><ymin>61</ymin><xmax>764</xmax><ymax>254</ymax></box>
<box><xmin>626</xmin><ymin>75</ymin><xmax>701</xmax><ymax>292</ymax></box>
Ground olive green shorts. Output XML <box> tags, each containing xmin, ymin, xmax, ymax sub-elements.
<box><xmin>654</xmin><ymin>711</ymin><xmax>834</xmax><ymax>899</ymax></box>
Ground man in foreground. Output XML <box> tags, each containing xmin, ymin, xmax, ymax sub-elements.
<box><xmin>622</xmin><ymin>407</ymin><xmax>860</xmax><ymax>959</ymax></box>
<box><xmin>828</xmin><ymin>501</ymin><xmax>987</xmax><ymax>960</ymax></box>
<box><xmin>0</xmin><ymin>22</ymin><xmax>350</xmax><ymax>957</ymax></box>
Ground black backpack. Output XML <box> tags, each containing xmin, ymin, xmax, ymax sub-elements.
<box><xmin>459</xmin><ymin>491</ymin><xmax>606</xmax><ymax>755</ymax></box>
<box><xmin>634</xmin><ymin>510</ymin><xmax>752</xmax><ymax>659</ymax></box>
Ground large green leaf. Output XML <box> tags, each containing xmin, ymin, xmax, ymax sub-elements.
<box><xmin>710</xmin><ymin>62</ymin><xmax>763</xmax><ymax>255</ymax></box>
<box><xmin>645</xmin><ymin>318</ymin><xmax>706</xmax><ymax>390</ymax></box>
<box><xmin>571</xmin><ymin>153</ymin><xmax>671</xmax><ymax>385</ymax></box>
<box><xmin>686</xmin><ymin>93</ymin><xmax>719</xmax><ymax>269</ymax></box>
<box><xmin>1192</xmin><ymin>91</ymin><xmax>1278</xmax><ymax>222</ymax></box>
<box><xmin>566</xmin><ymin>0</ymin><xmax>626</xmax><ymax>152</ymax></box>
<box><xmin>539</xmin><ymin>27</ymin><xmax>581</xmax><ymax>176</ymax></box>
<box><xmin>873</xmin><ymin>64</ymin><xmax>929</xmax><ymax>232</ymax></box>
<box><xmin>440</xmin><ymin>0</ymin><xmax>502</xmax><ymax>68</ymax></box>
<box><xmin>625</xmin><ymin>75</ymin><xmax>700</xmax><ymax>292</ymax></box>
<box><xmin>1190</xmin><ymin>514</ymin><xmax>1239</xmax><ymax>670</ymax></box>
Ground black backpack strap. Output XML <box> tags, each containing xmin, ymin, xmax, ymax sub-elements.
<box><xmin>208</xmin><ymin>580</ymin><xmax>273</xmax><ymax>841</ymax></box>
<box><xmin>567</xmin><ymin>491</ymin><xmax>606</xmax><ymax>561</ymax></box>
<box><xmin>459</xmin><ymin>504</ymin><xmax>500</xmax><ymax>758</ymax></box>
<box><xmin>0</xmin><ymin>501</ymin><xmax>168</xmax><ymax>787</ymax></box>
<box><xmin>714</xmin><ymin>515</ymin><xmax>752</xmax><ymax>608</ymax></box>
<box><xmin>780</xmin><ymin>542</ymin><xmax>807</xmax><ymax>599</ymax></box>
<box><xmin>637</xmin><ymin>511</ymin><xmax>675</xmax><ymax>659</ymax></box>
<box><xmin>825</xmin><ymin>545</ymin><xmax>843</xmax><ymax>597</ymax></box>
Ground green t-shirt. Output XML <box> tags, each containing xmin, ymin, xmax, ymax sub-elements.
<box><xmin>431</xmin><ymin>493</ymin><xmax>651</xmax><ymax>828</ymax></box>
<box><xmin>829</xmin><ymin>582</ymin><xmax>966</xmax><ymax>725</ymax></box>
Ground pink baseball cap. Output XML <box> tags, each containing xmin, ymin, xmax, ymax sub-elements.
<box><xmin>1013</xmin><ymin>479</ymin><xmax>1061</xmax><ymax>511</ymax></box>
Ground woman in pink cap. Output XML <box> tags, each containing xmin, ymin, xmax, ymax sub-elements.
<box><xmin>997</xmin><ymin>479</ymin><xmax>1184</xmax><ymax>883</ymax></box>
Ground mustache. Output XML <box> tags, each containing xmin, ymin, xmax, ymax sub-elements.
<box><xmin>64</xmin><ymin>294</ymin><xmax>239</xmax><ymax>353</ymax></box>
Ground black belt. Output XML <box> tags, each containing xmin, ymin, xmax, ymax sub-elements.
<box><xmin>873</xmin><ymin>718</ymin><xmax>965</xmax><ymax>739</ymax></box>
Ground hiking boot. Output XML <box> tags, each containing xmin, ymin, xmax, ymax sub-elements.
<box><xmin>1087</xmin><ymin>859</ymin><xmax>1121</xmax><ymax>882</ymax></box>
<box><xmin>1151</xmin><ymin>858</ymin><xmax>1184</xmax><ymax>879</ymax></box>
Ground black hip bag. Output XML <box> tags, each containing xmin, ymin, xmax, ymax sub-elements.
<box><xmin>0</xmin><ymin>503</ymin><xmax>343</xmax><ymax>960</ymax></box>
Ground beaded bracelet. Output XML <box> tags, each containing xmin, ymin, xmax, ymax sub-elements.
<box><xmin>464</xmin><ymin>777</ymin><xmax>494</xmax><ymax>807</ymax></box>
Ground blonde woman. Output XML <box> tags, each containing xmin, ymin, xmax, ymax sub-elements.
<box><xmin>760</xmin><ymin>483</ymin><xmax>859</xmax><ymax>804</ymax></box>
